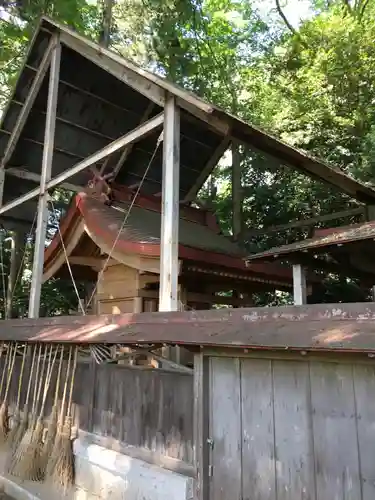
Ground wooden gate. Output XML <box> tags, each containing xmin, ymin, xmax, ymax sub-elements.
<box><xmin>203</xmin><ymin>354</ymin><xmax>375</xmax><ymax>500</ymax></box>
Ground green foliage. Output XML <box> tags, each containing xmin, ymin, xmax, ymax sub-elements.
<box><xmin>1</xmin><ymin>0</ymin><xmax>375</xmax><ymax>313</ymax></box>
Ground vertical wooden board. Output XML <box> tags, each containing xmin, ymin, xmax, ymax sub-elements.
<box><xmin>353</xmin><ymin>364</ymin><xmax>375</xmax><ymax>500</ymax></box>
<box><xmin>273</xmin><ymin>360</ymin><xmax>315</xmax><ymax>500</ymax></box>
<box><xmin>241</xmin><ymin>358</ymin><xmax>276</xmax><ymax>500</ymax></box>
<box><xmin>209</xmin><ymin>356</ymin><xmax>241</xmax><ymax>500</ymax></box>
<box><xmin>310</xmin><ymin>362</ymin><xmax>361</xmax><ymax>500</ymax></box>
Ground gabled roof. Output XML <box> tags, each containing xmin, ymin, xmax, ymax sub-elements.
<box><xmin>1</xmin><ymin>17</ymin><xmax>375</xmax><ymax>228</ymax></box>
<box><xmin>43</xmin><ymin>186</ymin><xmax>293</xmax><ymax>288</ymax></box>
<box><xmin>245</xmin><ymin>221</ymin><xmax>375</xmax><ymax>263</ymax></box>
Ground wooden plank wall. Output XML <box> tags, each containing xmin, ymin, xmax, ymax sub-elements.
<box><xmin>4</xmin><ymin>356</ymin><xmax>194</xmax><ymax>465</ymax></box>
<box><xmin>209</xmin><ymin>356</ymin><xmax>375</xmax><ymax>500</ymax></box>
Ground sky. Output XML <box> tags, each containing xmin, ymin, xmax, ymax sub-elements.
<box><xmin>255</xmin><ymin>0</ymin><xmax>313</xmax><ymax>28</ymax></box>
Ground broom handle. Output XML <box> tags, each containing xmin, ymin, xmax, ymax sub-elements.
<box><xmin>38</xmin><ymin>345</ymin><xmax>58</xmax><ymax>419</ymax></box>
<box><xmin>15</xmin><ymin>345</ymin><xmax>27</xmax><ymax>410</ymax></box>
<box><xmin>31</xmin><ymin>344</ymin><xmax>43</xmax><ymax>416</ymax></box>
<box><xmin>33</xmin><ymin>344</ymin><xmax>49</xmax><ymax>417</ymax></box>
<box><xmin>58</xmin><ymin>346</ymin><xmax>72</xmax><ymax>425</ymax></box>
<box><xmin>66</xmin><ymin>346</ymin><xmax>78</xmax><ymax>419</ymax></box>
<box><xmin>53</xmin><ymin>345</ymin><xmax>64</xmax><ymax>408</ymax></box>
<box><xmin>52</xmin><ymin>346</ymin><xmax>64</xmax><ymax>408</ymax></box>
<box><xmin>0</xmin><ymin>345</ymin><xmax>11</xmax><ymax>397</ymax></box>
<box><xmin>3</xmin><ymin>342</ymin><xmax>18</xmax><ymax>402</ymax></box>
<box><xmin>24</xmin><ymin>345</ymin><xmax>37</xmax><ymax>410</ymax></box>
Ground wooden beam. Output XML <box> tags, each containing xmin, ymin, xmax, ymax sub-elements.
<box><xmin>0</xmin><ymin>113</ymin><xmax>164</xmax><ymax>216</ymax></box>
<box><xmin>111</xmin><ymin>102</ymin><xmax>154</xmax><ymax>180</ymax></box>
<box><xmin>293</xmin><ymin>264</ymin><xmax>307</xmax><ymax>305</ymax></box>
<box><xmin>159</xmin><ymin>95</ymin><xmax>180</xmax><ymax>312</ymax></box>
<box><xmin>244</xmin><ymin>207</ymin><xmax>365</xmax><ymax>237</ymax></box>
<box><xmin>59</xmin><ymin>31</ymin><xmax>165</xmax><ymax>107</ymax></box>
<box><xmin>140</xmin><ymin>289</ymin><xmax>255</xmax><ymax>307</ymax></box>
<box><xmin>5</xmin><ymin>167</ymin><xmax>81</xmax><ymax>192</ymax></box>
<box><xmin>29</xmin><ymin>40</ymin><xmax>61</xmax><ymax>318</ymax></box>
<box><xmin>0</xmin><ymin>36</ymin><xmax>56</xmax><ymax>169</ymax></box>
<box><xmin>69</xmin><ymin>256</ymin><xmax>105</xmax><ymax>268</ymax></box>
<box><xmin>231</xmin><ymin>140</ymin><xmax>242</xmax><ymax>240</ymax></box>
<box><xmin>183</xmin><ymin>137</ymin><xmax>230</xmax><ymax>202</ymax></box>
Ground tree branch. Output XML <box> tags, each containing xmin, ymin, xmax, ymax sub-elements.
<box><xmin>275</xmin><ymin>0</ymin><xmax>297</xmax><ymax>35</ymax></box>
<box><xmin>342</xmin><ymin>0</ymin><xmax>353</xmax><ymax>15</ymax></box>
<box><xmin>359</xmin><ymin>0</ymin><xmax>371</xmax><ymax>19</ymax></box>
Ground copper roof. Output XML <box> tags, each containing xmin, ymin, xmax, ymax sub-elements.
<box><xmin>44</xmin><ymin>187</ymin><xmax>293</xmax><ymax>286</ymax></box>
<box><xmin>245</xmin><ymin>221</ymin><xmax>375</xmax><ymax>263</ymax></box>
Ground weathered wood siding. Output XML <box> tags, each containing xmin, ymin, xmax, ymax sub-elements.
<box><xmin>6</xmin><ymin>357</ymin><xmax>194</xmax><ymax>464</ymax></box>
<box><xmin>208</xmin><ymin>355</ymin><xmax>375</xmax><ymax>500</ymax></box>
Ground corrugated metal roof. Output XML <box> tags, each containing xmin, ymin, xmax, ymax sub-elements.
<box><xmin>246</xmin><ymin>221</ymin><xmax>375</xmax><ymax>262</ymax></box>
<box><xmin>1</xmin><ymin>16</ymin><xmax>375</xmax><ymax>229</ymax></box>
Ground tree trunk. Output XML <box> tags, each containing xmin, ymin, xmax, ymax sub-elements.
<box><xmin>231</xmin><ymin>141</ymin><xmax>242</xmax><ymax>242</ymax></box>
<box><xmin>98</xmin><ymin>0</ymin><xmax>113</xmax><ymax>48</ymax></box>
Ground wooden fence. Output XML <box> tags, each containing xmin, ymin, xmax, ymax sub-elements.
<box><xmin>204</xmin><ymin>353</ymin><xmax>375</xmax><ymax>500</ymax></box>
<box><xmin>5</xmin><ymin>354</ymin><xmax>194</xmax><ymax>466</ymax></box>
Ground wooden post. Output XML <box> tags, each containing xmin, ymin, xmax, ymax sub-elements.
<box><xmin>159</xmin><ymin>94</ymin><xmax>180</xmax><ymax>312</ymax></box>
<box><xmin>28</xmin><ymin>39</ymin><xmax>61</xmax><ymax>318</ymax></box>
<box><xmin>293</xmin><ymin>264</ymin><xmax>307</xmax><ymax>305</ymax></box>
<box><xmin>231</xmin><ymin>141</ymin><xmax>242</xmax><ymax>241</ymax></box>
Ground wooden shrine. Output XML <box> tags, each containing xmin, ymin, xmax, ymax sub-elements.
<box><xmin>43</xmin><ymin>184</ymin><xmax>294</xmax><ymax>315</ymax></box>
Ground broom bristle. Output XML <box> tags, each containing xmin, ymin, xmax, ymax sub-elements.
<box><xmin>9</xmin><ymin>417</ymin><xmax>36</xmax><ymax>478</ymax></box>
<box><xmin>3</xmin><ymin>408</ymin><xmax>20</xmax><ymax>459</ymax></box>
<box><xmin>16</xmin><ymin>417</ymin><xmax>45</xmax><ymax>482</ymax></box>
<box><xmin>45</xmin><ymin>421</ymin><xmax>63</xmax><ymax>479</ymax></box>
<box><xmin>41</xmin><ymin>405</ymin><xmax>58</xmax><ymax>472</ymax></box>
<box><xmin>50</xmin><ymin>417</ymin><xmax>74</xmax><ymax>493</ymax></box>
<box><xmin>6</xmin><ymin>411</ymin><xmax>27</xmax><ymax>474</ymax></box>
<box><xmin>0</xmin><ymin>400</ymin><xmax>9</xmax><ymax>447</ymax></box>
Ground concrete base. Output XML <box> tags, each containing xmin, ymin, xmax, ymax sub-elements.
<box><xmin>0</xmin><ymin>435</ymin><xmax>194</xmax><ymax>500</ymax></box>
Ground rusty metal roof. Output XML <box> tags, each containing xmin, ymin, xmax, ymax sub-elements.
<box><xmin>3</xmin><ymin>303</ymin><xmax>375</xmax><ymax>353</ymax></box>
<box><xmin>245</xmin><ymin>221</ymin><xmax>375</xmax><ymax>263</ymax></box>
<box><xmin>1</xmin><ymin>16</ymin><xmax>375</xmax><ymax>230</ymax></box>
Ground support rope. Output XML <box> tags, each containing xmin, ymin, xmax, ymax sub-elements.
<box><xmin>85</xmin><ymin>134</ymin><xmax>163</xmax><ymax>312</ymax></box>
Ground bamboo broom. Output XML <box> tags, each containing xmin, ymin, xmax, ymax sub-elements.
<box><xmin>46</xmin><ymin>346</ymin><xmax>73</xmax><ymax>479</ymax></box>
<box><xmin>51</xmin><ymin>345</ymin><xmax>78</xmax><ymax>493</ymax></box>
<box><xmin>4</xmin><ymin>344</ymin><xmax>27</xmax><ymax>455</ymax></box>
<box><xmin>8</xmin><ymin>344</ymin><xmax>38</xmax><ymax>476</ymax></box>
<box><xmin>25</xmin><ymin>344</ymin><xmax>58</xmax><ymax>482</ymax></box>
<box><xmin>42</xmin><ymin>345</ymin><xmax>64</xmax><ymax>471</ymax></box>
<box><xmin>10</xmin><ymin>343</ymin><xmax>45</xmax><ymax>478</ymax></box>
<box><xmin>0</xmin><ymin>343</ymin><xmax>17</xmax><ymax>446</ymax></box>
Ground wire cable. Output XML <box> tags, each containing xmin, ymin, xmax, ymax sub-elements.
<box><xmin>48</xmin><ymin>199</ymin><xmax>85</xmax><ymax>315</ymax></box>
<box><xmin>85</xmin><ymin>133</ymin><xmax>163</xmax><ymax>312</ymax></box>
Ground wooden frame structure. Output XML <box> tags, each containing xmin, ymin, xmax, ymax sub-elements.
<box><xmin>1</xmin><ymin>16</ymin><xmax>375</xmax><ymax>320</ymax></box>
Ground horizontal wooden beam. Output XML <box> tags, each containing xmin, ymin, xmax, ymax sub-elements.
<box><xmin>0</xmin><ymin>113</ymin><xmax>164</xmax><ymax>216</ymax></box>
<box><xmin>5</xmin><ymin>167</ymin><xmax>81</xmax><ymax>192</ymax></box>
<box><xmin>140</xmin><ymin>289</ymin><xmax>253</xmax><ymax>307</ymax></box>
<box><xmin>244</xmin><ymin>207</ymin><xmax>365</xmax><ymax>237</ymax></box>
<box><xmin>3</xmin><ymin>302</ymin><xmax>375</xmax><ymax>352</ymax></box>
